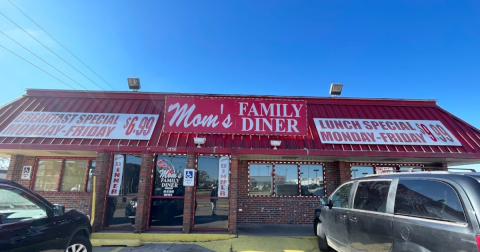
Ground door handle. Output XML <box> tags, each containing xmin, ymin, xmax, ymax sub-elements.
<box><xmin>349</xmin><ymin>216</ymin><xmax>358</xmax><ymax>221</ymax></box>
<box><xmin>340</xmin><ymin>214</ymin><xmax>348</xmax><ymax>219</ymax></box>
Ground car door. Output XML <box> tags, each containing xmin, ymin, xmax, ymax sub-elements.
<box><xmin>322</xmin><ymin>182</ymin><xmax>354</xmax><ymax>251</ymax></box>
<box><xmin>0</xmin><ymin>185</ymin><xmax>64</xmax><ymax>252</ymax></box>
<box><xmin>348</xmin><ymin>180</ymin><xmax>393</xmax><ymax>252</ymax></box>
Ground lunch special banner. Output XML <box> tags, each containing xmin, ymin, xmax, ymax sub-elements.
<box><xmin>0</xmin><ymin>111</ymin><xmax>159</xmax><ymax>140</ymax></box>
<box><xmin>164</xmin><ymin>96</ymin><xmax>307</xmax><ymax>135</ymax></box>
<box><xmin>313</xmin><ymin>118</ymin><xmax>461</xmax><ymax>146</ymax></box>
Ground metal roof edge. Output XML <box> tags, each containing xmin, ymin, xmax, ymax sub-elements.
<box><xmin>23</xmin><ymin>88</ymin><xmax>438</xmax><ymax>104</ymax></box>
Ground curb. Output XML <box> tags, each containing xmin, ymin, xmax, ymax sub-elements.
<box><xmin>91</xmin><ymin>233</ymin><xmax>236</xmax><ymax>246</ymax></box>
<box><xmin>91</xmin><ymin>239</ymin><xmax>141</xmax><ymax>247</ymax></box>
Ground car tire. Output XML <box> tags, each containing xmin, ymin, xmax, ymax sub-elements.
<box><xmin>316</xmin><ymin>222</ymin><xmax>331</xmax><ymax>252</ymax></box>
<box><xmin>66</xmin><ymin>235</ymin><xmax>92</xmax><ymax>252</ymax></box>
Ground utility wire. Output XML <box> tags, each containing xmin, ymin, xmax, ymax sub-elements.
<box><xmin>0</xmin><ymin>11</ymin><xmax>106</xmax><ymax>91</ymax></box>
<box><xmin>0</xmin><ymin>44</ymin><xmax>77</xmax><ymax>90</ymax></box>
<box><xmin>1</xmin><ymin>31</ymin><xmax>88</xmax><ymax>90</ymax></box>
<box><xmin>8</xmin><ymin>0</ymin><xmax>116</xmax><ymax>91</ymax></box>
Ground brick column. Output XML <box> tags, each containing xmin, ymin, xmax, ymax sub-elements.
<box><xmin>323</xmin><ymin>162</ymin><xmax>339</xmax><ymax>197</ymax></box>
<box><xmin>339</xmin><ymin>161</ymin><xmax>352</xmax><ymax>184</ymax></box>
<box><xmin>134</xmin><ymin>150</ymin><xmax>153</xmax><ymax>233</ymax></box>
<box><xmin>182</xmin><ymin>151</ymin><xmax>196</xmax><ymax>233</ymax></box>
<box><xmin>228</xmin><ymin>152</ymin><xmax>238</xmax><ymax>234</ymax></box>
<box><xmin>7</xmin><ymin>154</ymin><xmax>24</xmax><ymax>182</ymax></box>
<box><xmin>92</xmin><ymin>150</ymin><xmax>111</xmax><ymax>232</ymax></box>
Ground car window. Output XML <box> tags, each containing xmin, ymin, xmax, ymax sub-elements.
<box><xmin>394</xmin><ymin>179</ymin><xmax>466</xmax><ymax>223</ymax></box>
<box><xmin>354</xmin><ymin>180</ymin><xmax>391</xmax><ymax>213</ymax></box>
<box><xmin>0</xmin><ymin>187</ymin><xmax>48</xmax><ymax>224</ymax></box>
<box><xmin>330</xmin><ymin>182</ymin><xmax>353</xmax><ymax>208</ymax></box>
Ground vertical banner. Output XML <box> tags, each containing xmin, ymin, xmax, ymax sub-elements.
<box><xmin>108</xmin><ymin>154</ymin><xmax>124</xmax><ymax>196</ymax></box>
<box><xmin>218</xmin><ymin>157</ymin><xmax>230</xmax><ymax>197</ymax></box>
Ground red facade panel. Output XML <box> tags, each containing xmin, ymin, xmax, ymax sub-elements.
<box><xmin>0</xmin><ymin>89</ymin><xmax>479</xmax><ymax>160</ymax></box>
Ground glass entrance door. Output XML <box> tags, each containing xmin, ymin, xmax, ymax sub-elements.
<box><xmin>149</xmin><ymin>155</ymin><xmax>186</xmax><ymax>230</ymax></box>
<box><xmin>193</xmin><ymin>156</ymin><xmax>229</xmax><ymax>231</ymax></box>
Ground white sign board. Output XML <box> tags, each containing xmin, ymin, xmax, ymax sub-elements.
<box><xmin>314</xmin><ymin>118</ymin><xmax>461</xmax><ymax>146</ymax></box>
<box><xmin>108</xmin><ymin>155</ymin><xmax>124</xmax><ymax>196</ymax></box>
<box><xmin>183</xmin><ymin>169</ymin><xmax>195</xmax><ymax>186</ymax></box>
<box><xmin>0</xmin><ymin>112</ymin><xmax>159</xmax><ymax>140</ymax></box>
<box><xmin>21</xmin><ymin>166</ymin><xmax>32</xmax><ymax>180</ymax></box>
<box><xmin>218</xmin><ymin>157</ymin><xmax>230</xmax><ymax>197</ymax></box>
<box><xmin>375</xmin><ymin>167</ymin><xmax>395</xmax><ymax>174</ymax></box>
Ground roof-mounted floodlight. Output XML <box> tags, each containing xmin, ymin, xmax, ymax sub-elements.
<box><xmin>128</xmin><ymin>78</ymin><xmax>141</xmax><ymax>92</ymax></box>
<box><xmin>330</xmin><ymin>83</ymin><xmax>343</xmax><ymax>97</ymax></box>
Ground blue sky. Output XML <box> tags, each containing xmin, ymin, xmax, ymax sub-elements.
<box><xmin>0</xmin><ymin>1</ymin><xmax>479</xmax><ymax>169</ymax></box>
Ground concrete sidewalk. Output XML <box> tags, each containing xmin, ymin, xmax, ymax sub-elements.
<box><xmin>92</xmin><ymin>224</ymin><xmax>319</xmax><ymax>252</ymax></box>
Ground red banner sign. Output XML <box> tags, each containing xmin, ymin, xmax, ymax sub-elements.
<box><xmin>164</xmin><ymin>96</ymin><xmax>307</xmax><ymax>135</ymax></box>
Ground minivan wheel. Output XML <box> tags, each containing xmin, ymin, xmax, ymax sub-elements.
<box><xmin>66</xmin><ymin>235</ymin><xmax>92</xmax><ymax>252</ymax></box>
<box><xmin>316</xmin><ymin>222</ymin><xmax>331</xmax><ymax>252</ymax></box>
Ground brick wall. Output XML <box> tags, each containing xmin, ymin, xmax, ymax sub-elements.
<box><xmin>228</xmin><ymin>153</ymin><xmax>238</xmax><ymax>234</ymax></box>
<box><xmin>7</xmin><ymin>154</ymin><xmax>93</xmax><ymax>217</ymax></box>
<box><xmin>92</xmin><ymin>151</ymin><xmax>111</xmax><ymax>231</ymax></box>
<box><xmin>237</xmin><ymin>160</ymin><xmax>323</xmax><ymax>224</ymax></box>
<box><xmin>134</xmin><ymin>151</ymin><xmax>153</xmax><ymax>233</ymax></box>
<box><xmin>339</xmin><ymin>161</ymin><xmax>352</xmax><ymax>184</ymax></box>
<box><xmin>7</xmin><ymin>155</ymin><xmax>35</xmax><ymax>188</ymax></box>
<box><xmin>182</xmin><ymin>151</ymin><xmax>196</xmax><ymax>233</ymax></box>
<box><xmin>323</xmin><ymin>162</ymin><xmax>340</xmax><ymax>196</ymax></box>
<box><xmin>36</xmin><ymin>191</ymin><xmax>92</xmax><ymax>215</ymax></box>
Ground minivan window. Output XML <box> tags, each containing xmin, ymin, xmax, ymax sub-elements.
<box><xmin>354</xmin><ymin>180</ymin><xmax>391</xmax><ymax>213</ymax></box>
<box><xmin>331</xmin><ymin>182</ymin><xmax>353</xmax><ymax>208</ymax></box>
<box><xmin>394</xmin><ymin>179</ymin><xmax>465</xmax><ymax>223</ymax></box>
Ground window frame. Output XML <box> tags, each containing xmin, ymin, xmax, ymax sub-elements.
<box><xmin>248</xmin><ymin>161</ymin><xmax>324</xmax><ymax>197</ymax></box>
<box><xmin>31</xmin><ymin>157</ymin><xmax>95</xmax><ymax>193</ymax></box>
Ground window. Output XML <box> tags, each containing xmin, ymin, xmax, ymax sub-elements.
<box><xmin>351</xmin><ymin>166</ymin><xmax>374</xmax><ymax>178</ymax></box>
<box><xmin>154</xmin><ymin>155</ymin><xmax>187</xmax><ymax>196</ymax></box>
<box><xmin>248</xmin><ymin>163</ymin><xmax>324</xmax><ymax>196</ymax></box>
<box><xmin>60</xmin><ymin>160</ymin><xmax>89</xmax><ymax>192</ymax></box>
<box><xmin>0</xmin><ymin>186</ymin><xmax>47</xmax><ymax>224</ymax></box>
<box><xmin>33</xmin><ymin>158</ymin><xmax>95</xmax><ymax>192</ymax></box>
<box><xmin>105</xmin><ymin>154</ymin><xmax>141</xmax><ymax>229</ymax></box>
<box><xmin>249</xmin><ymin>164</ymin><xmax>273</xmax><ymax>195</ymax></box>
<box><xmin>353</xmin><ymin>181</ymin><xmax>391</xmax><ymax>212</ymax></box>
<box><xmin>394</xmin><ymin>179</ymin><xmax>466</xmax><ymax>223</ymax></box>
<box><xmin>275</xmin><ymin>164</ymin><xmax>298</xmax><ymax>196</ymax></box>
<box><xmin>331</xmin><ymin>182</ymin><xmax>353</xmax><ymax>208</ymax></box>
<box><xmin>34</xmin><ymin>159</ymin><xmax>62</xmax><ymax>191</ymax></box>
<box><xmin>300</xmin><ymin>165</ymin><xmax>324</xmax><ymax>196</ymax></box>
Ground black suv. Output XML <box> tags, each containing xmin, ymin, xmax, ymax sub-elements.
<box><xmin>0</xmin><ymin>178</ymin><xmax>92</xmax><ymax>252</ymax></box>
<box><xmin>314</xmin><ymin>172</ymin><xmax>480</xmax><ymax>252</ymax></box>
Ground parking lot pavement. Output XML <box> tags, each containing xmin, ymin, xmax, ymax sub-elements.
<box><xmin>93</xmin><ymin>235</ymin><xmax>319</xmax><ymax>252</ymax></box>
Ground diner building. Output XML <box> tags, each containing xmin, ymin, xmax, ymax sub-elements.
<box><xmin>1</xmin><ymin>89</ymin><xmax>480</xmax><ymax>234</ymax></box>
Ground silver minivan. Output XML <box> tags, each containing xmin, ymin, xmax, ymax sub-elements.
<box><xmin>314</xmin><ymin>172</ymin><xmax>480</xmax><ymax>252</ymax></box>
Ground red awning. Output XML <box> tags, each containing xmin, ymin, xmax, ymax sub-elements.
<box><xmin>0</xmin><ymin>89</ymin><xmax>479</xmax><ymax>163</ymax></box>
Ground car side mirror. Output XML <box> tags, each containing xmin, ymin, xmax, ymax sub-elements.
<box><xmin>321</xmin><ymin>198</ymin><xmax>333</xmax><ymax>209</ymax></box>
<box><xmin>321</xmin><ymin>197</ymin><xmax>328</xmax><ymax>205</ymax></box>
<box><xmin>53</xmin><ymin>204</ymin><xmax>65</xmax><ymax>217</ymax></box>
